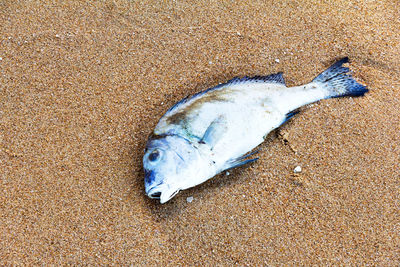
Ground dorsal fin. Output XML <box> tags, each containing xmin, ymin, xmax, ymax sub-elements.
<box><xmin>224</xmin><ymin>72</ymin><xmax>285</xmax><ymax>86</ymax></box>
<box><xmin>249</xmin><ymin>72</ymin><xmax>286</xmax><ymax>85</ymax></box>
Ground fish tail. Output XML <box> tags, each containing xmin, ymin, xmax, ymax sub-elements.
<box><xmin>312</xmin><ymin>57</ymin><xmax>368</xmax><ymax>98</ymax></box>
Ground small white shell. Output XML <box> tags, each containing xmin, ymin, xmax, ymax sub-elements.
<box><xmin>294</xmin><ymin>166</ymin><xmax>302</xmax><ymax>173</ymax></box>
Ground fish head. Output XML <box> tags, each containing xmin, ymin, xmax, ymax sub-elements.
<box><xmin>143</xmin><ymin>134</ymin><xmax>201</xmax><ymax>204</ymax></box>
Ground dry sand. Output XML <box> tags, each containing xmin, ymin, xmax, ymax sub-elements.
<box><xmin>1</xmin><ymin>0</ymin><xmax>399</xmax><ymax>265</ymax></box>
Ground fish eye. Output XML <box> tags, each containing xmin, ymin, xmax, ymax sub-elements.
<box><xmin>148</xmin><ymin>149</ymin><xmax>161</xmax><ymax>162</ymax></box>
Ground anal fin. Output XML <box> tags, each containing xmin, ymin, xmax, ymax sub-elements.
<box><xmin>282</xmin><ymin>109</ymin><xmax>300</xmax><ymax>125</ymax></box>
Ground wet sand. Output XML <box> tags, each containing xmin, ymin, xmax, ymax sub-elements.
<box><xmin>1</xmin><ymin>0</ymin><xmax>399</xmax><ymax>265</ymax></box>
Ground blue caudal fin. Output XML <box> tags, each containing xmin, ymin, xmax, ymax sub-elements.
<box><xmin>313</xmin><ymin>57</ymin><xmax>368</xmax><ymax>98</ymax></box>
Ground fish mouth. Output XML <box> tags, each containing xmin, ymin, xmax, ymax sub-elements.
<box><xmin>148</xmin><ymin>190</ymin><xmax>162</xmax><ymax>199</ymax></box>
<box><xmin>146</xmin><ymin>184</ymin><xmax>180</xmax><ymax>204</ymax></box>
<box><xmin>146</xmin><ymin>184</ymin><xmax>163</xmax><ymax>199</ymax></box>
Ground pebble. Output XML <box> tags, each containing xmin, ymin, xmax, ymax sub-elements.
<box><xmin>186</xmin><ymin>196</ymin><xmax>193</xmax><ymax>203</ymax></box>
<box><xmin>225</xmin><ymin>171</ymin><xmax>230</xmax><ymax>176</ymax></box>
<box><xmin>294</xmin><ymin>166</ymin><xmax>302</xmax><ymax>173</ymax></box>
<box><xmin>275</xmin><ymin>58</ymin><xmax>280</xmax><ymax>63</ymax></box>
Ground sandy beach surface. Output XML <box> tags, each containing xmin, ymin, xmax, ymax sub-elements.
<box><xmin>1</xmin><ymin>0</ymin><xmax>399</xmax><ymax>265</ymax></box>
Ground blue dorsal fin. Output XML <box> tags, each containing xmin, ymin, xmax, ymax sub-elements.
<box><xmin>256</xmin><ymin>72</ymin><xmax>286</xmax><ymax>85</ymax></box>
<box><xmin>166</xmin><ymin>72</ymin><xmax>286</xmax><ymax>113</ymax></box>
<box><xmin>225</xmin><ymin>72</ymin><xmax>285</xmax><ymax>85</ymax></box>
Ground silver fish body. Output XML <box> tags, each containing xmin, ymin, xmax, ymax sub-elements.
<box><xmin>143</xmin><ymin>57</ymin><xmax>367</xmax><ymax>203</ymax></box>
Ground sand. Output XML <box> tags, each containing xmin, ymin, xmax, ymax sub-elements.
<box><xmin>1</xmin><ymin>0</ymin><xmax>399</xmax><ymax>265</ymax></box>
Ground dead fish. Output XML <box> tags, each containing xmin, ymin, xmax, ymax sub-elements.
<box><xmin>143</xmin><ymin>57</ymin><xmax>367</xmax><ymax>203</ymax></box>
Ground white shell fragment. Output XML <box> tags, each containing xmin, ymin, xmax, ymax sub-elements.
<box><xmin>186</xmin><ymin>196</ymin><xmax>194</xmax><ymax>203</ymax></box>
<box><xmin>294</xmin><ymin>166</ymin><xmax>302</xmax><ymax>173</ymax></box>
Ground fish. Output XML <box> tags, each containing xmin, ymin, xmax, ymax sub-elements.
<box><xmin>143</xmin><ymin>57</ymin><xmax>368</xmax><ymax>203</ymax></box>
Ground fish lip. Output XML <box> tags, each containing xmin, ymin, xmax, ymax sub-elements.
<box><xmin>146</xmin><ymin>183</ymin><xmax>163</xmax><ymax>198</ymax></box>
<box><xmin>146</xmin><ymin>184</ymin><xmax>180</xmax><ymax>203</ymax></box>
<box><xmin>160</xmin><ymin>189</ymin><xmax>180</xmax><ymax>204</ymax></box>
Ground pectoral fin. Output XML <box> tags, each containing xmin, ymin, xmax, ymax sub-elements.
<box><xmin>200</xmin><ymin>115</ymin><xmax>227</xmax><ymax>149</ymax></box>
